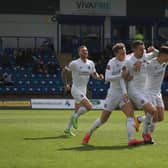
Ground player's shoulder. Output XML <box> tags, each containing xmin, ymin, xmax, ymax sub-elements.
<box><xmin>108</xmin><ymin>57</ymin><xmax>116</xmax><ymax>63</ymax></box>
<box><xmin>70</xmin><ymin>58</ymin><xmax>80</xmax><ymax>64</ymax></box>
<box><xmin>124</xmin><ymin>54</ymin><xmax>133</xmax><ymax>64</ymax></box>
<box><xmin>87</xmin><ymin>59</ymin><xmax>94</xmax><ymax>63</ymax></box>
<box><xmin>87</xmin><ymin>59</ymin><xmax>95</xmax><ymax>65</ymax></box>
<box><xmin>125</xmin><ymin>53</ymin><xmax>133</xmax><ymax>60</ymax></box>
<box><xmin>68</xmin><ymin>59</ymin><xmax>80</xmax><ymax>69</ymax></box>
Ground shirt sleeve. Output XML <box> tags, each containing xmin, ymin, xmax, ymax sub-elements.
<box><xmin>68</xmin><ymin>61</ymin><xmax>76</xmax><ymax>71</ymax></box>
<box><xmin>120</xmin><ymin>60</ymin><xmax>130</xmax><ymax>94</ymax></box>
<box><xmin>105</xmin><ymin>60</ymin><xmax>121</xmax><ymax>82</ymax></box>
<box><xmin>145</xmin><ymin>49</ymin><xmax>159</xmax><ymax>60</ymax></box>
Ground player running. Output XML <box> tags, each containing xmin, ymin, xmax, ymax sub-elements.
<box><xmin>63</xmin><ymin>45</ymin><xmax>104</xmax><ymax>136</ymax></box>
<box><xmin>136</xmin><ymin>45</ymin><xmax>168</xmax><ymax>137</ymax></box>
<box><xmin>121</xmin><ymin>40</ymin><xmax>159</xmax><ymax>144</ymax></box>
<box><xmin>82</xmin><ymin>43</ymin><xmax>143</xmax><ymax>146</ymax></box>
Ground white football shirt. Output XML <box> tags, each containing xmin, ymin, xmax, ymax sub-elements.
<box><xmin>123</xmin><ymin>50</ymin><xmax>159</xmax><ymax>92</ymax></box>
<box><xmin>146</xmin><ymin>58</ymin><xmax>167</xmax><ymax>94</ymax></box>
<box><xmin>105</xmin><ymin>57</ymin><xmax>124</xmax><ymax>90</ymax></box>
<box><xmin>68</xmin><ymin>58</ymin><xmax>96</xmax><ymax>89</ymax></box>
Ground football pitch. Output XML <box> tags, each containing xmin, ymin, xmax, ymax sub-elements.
<box><xmin>0</xmin><ymin>109</ymin><xmax>168</xmax><ymax>168</ymax></box>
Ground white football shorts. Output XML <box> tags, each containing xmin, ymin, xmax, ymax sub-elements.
<box><xmin>71</xmin><ymin>86</ymin><xmax>87</xmax><ymax>103</ymax></box>
<box><xmin>103</xmin><ymin>89</ymin><xmax>127</xmax><ymax>112</ymax></box>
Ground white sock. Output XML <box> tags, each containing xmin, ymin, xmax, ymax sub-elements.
<box><xmin>137</xmin><ymin>115</ymin><xmax>146</xmax><ymax>123</ymax></box>
<box><xmin>143</xmin><ymin>113</ymin><xmax>153</xmax><ymax>134</ymax></box>
<box><xmin>148</xmin><ymin>122</ymin><xmax>156</xmax><ymax>134</ymax></box>
<box><xmin>74</xmin><ymin>106</ymin><xmax>87</xmax><ymax>118</ymax></box>
<box><xmin>89</xmin><ymin>118</ymin><xmax>102</xmax><ymax>135</ymax></box>
<box><xmin>126</xmin><ymin>117</ymin><xmax>135</xmax><ymax>141</ymax></box>
<box><xmin>66</xmin><ymin>112</ymin><xmax>75</xmax><ymax>129</ymax></box>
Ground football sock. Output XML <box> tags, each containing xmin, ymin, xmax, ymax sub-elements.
<box><xmin>137</xmin><ymin>115</ymin><xmax>146</xmax><ymax>123</ymax></box>
<box><xmin>143</xmin><ymin>113</ymin><xmax>153</xmax><ymax>134</ymax></box>
<box><xmin>148</xmin><ymin>122</ymin><xmax>156</xmax><ymax>134</ymax></box>
<box><xmin>126</xmin><ymin>117</ymin><xmax>135</xmax><ymax>140</ymax></box>
<box><xmin>66</xmin><ymin>112</ymin><xmax>75</xmax><ymax>129</ymax></box>
<box><xmin>74</xmin><ymin>106</ymin><xmax>87</xmax><ymax>118</ymax></box>
<box><xmin>88</xmin><ymin>118</ymin><xmax>102</xmax><ymax>135</ymax></box>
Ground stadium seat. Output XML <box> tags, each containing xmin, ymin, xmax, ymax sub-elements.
<box><xmin>161</xmin><ymin>82</ymin><xmax>168</xmax><ymax>96</ymax></box>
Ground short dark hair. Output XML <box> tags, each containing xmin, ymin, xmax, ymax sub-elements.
<box><xmin>112</xmin><ymin>43</ymin><xmax>125</xmax><ymax>54</ymax></box>
<box><xmin>78</xmin><ymin>45</ymin><xmax>87</xmax><ymax>52</ymax></box>
<box><xmin>159</xmin><ymin>45</ymin><xmax>168</xmax><ymax>54</ymax></box>
<box><xmin>131</xmin><ymin>40</ymin><xmax>144</xmax><ymax>49</ymax></box>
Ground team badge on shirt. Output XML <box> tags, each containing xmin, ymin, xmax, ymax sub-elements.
<box><xmin>88</xmin><ymin>66</ymin><xmax>91</xmax><ymax>69</ymax></box>
<box><xmin>80</xmin><ymin>94</ymin><xmax>84</xmax><ymax>98</ymax></box>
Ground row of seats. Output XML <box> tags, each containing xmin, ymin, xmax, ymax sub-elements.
<box><xmin>88</xmin><ymin>78</ymin><xmax>109</xmax><ymax>99</ymax></box>
<box><xmin>161</xmin><ymin>82</ymin><xmax>168</xmax><ymax>96</ymax></box>
<box><xmin>1</xmin><ymin>50</ymin><xmax>167</xmax><ymax>98</ymax></box>
<box><xmin>0</xmin><ymin>85</ymin><xmax>64</xmax><ymax>94</ymax></box>
<box><xmin>1</xmin><ymin>73</ymin><xmax>168</xmax><ymax>98</ymax></box>
<box><xmin>88</xmin><ymin>78</ymin><xmax>168</xmax><ymax>98</ymax></box>
<box><xmin>0</xmin><ymin>50</ymin><xmax>64</xmax><ymax>95</ymax></box>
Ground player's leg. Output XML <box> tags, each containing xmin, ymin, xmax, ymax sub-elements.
<box><xmin>82</xmin><ymin>110</ymin><xmax>111</xmax><ymax>145</ymax></box>
<box><xmin>72</xmin><ymin>98</ymin><xmax>92</xmax><ymax>129</ymax></box>
<box><xmin>154</xmin><ymin>106</ymin><xmax>164</xmax><ymax>122</ymax></box>
<box><xmin>69</xmin><ymin>87</ymin><xmax>91</xmax><ymax>129</ymax></box>
<box><xmin>64</xmin><ymin>114</ymin><xmax>76</xmax><ymax>136</ymax></box>
<box><xmin>147</xmin><ymin>106</ymin><xmax>164</xmax><ymax>135</ymax></box>
<box><xmin>153</xmin><ymin>95</ymin><xmax>165</xmax><ymax>122</ymax></box>
<box><xmin>64</xmin><ymin>88</ymin><xmax>85</xmax><ymax>135</ymax></box>
<box><xmin>129</xmin><ymin>92</ymin><xmax>156</xmax><ymax>144</ymax></box>
<box><xmin>64</xmin><ymin>103</ymin><xmax>81</xmax><ymax>136</ymax></box>
<box><xmin>121</xmin><ymin>102</ymin><xmax>144</xmax><ymax>146</ymax></box>
<box><xmin>82</xmin><ymin>93</ymin><xmax>116</xmax><ymax>145</ymax></box>
<box><xmin>142</xmin><ymin>102</ymin><xmax>157</xmax><ymax>144</ymax></box>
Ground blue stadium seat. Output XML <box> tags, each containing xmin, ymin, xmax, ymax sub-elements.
<box><xmin>161</xmin><ymin>82</ymin><xmax>168</xmax><ymax>96</ymax></box>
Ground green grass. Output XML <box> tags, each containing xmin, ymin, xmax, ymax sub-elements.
<box><xmin>0</xmin><ymin>109</ymin><xmax>168</xmax><ymax>168</ymax></box>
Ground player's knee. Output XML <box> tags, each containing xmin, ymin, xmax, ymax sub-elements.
<box><xmin>153</xmin><ymin>115</ymin><xmax>164</xmax><ymax>122</ymax></box>
<box><xmin>144</xmin><ymin>104</ymin><xmax>157</xmax><ymax>115</ymax></box>
<box><xmin>86</xmin><ymin>104</ymin><xmax>92</xmax><ymax>111</ymax></box>
<box><xmin>158</xmin><ymin>116</ymin><xmax>164</xmax><ymax>122</ymax></box>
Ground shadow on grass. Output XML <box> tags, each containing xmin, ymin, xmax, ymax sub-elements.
<box><xmin>59</xmin><ymin>144</ymin><xmax>144</xmax><ymax>151</ymax></box>
<box><xmin>24</xmin><ymin>134</ymin><xmax>69</xmax><ymax>140</ymax></box>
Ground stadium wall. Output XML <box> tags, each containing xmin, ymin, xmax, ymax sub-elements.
<box><xmin>0</xmin><ymin>14</ymin><xmax>58</xmax><ymax>49</ymax></box>
<box><xmin>0</xmin><ymin>99</ymin><xmax>104</xmax><ymax>109</ymax></box>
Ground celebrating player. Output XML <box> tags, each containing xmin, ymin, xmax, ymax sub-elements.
<box><xmin>136</xmin><ymin>45</ymin><xmax>168</xmax><ymax>136</ymax></box>
<box><xmin>82</xmin><ymin>43</ymin><xmax>143</xmax><ymax>146</ymax></box>
<box><xmin>63</xmin><ymin>45</ymin><xmax>104</xmax><ymax>136</ymax></box>
<box><xmin>121</xmin><ymin>40</ymin><xmax>159</xmax><ymax>144</ymax></box>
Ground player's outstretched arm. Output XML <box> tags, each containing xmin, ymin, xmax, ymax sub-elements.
<box><xmin>145</xmin><ymin>47</ymin><xmax>159</xmax><ymax>60</ymax></box>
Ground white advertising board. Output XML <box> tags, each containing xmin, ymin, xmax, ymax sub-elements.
<box><xmin>31</xmin><ymin>99</ymin><xmax>104</xmax><ymax>109</ymax></box>
<box><xmin>60</xmin><ymin>0</ymin><xmax>126</xmax><ymax>16</ymax></box>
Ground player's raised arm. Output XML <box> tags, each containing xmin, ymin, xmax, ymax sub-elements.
<box><xmin>145</xmin><ymin>46</ymin><xmax>159</xmax><ymax>60</ymax></box>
